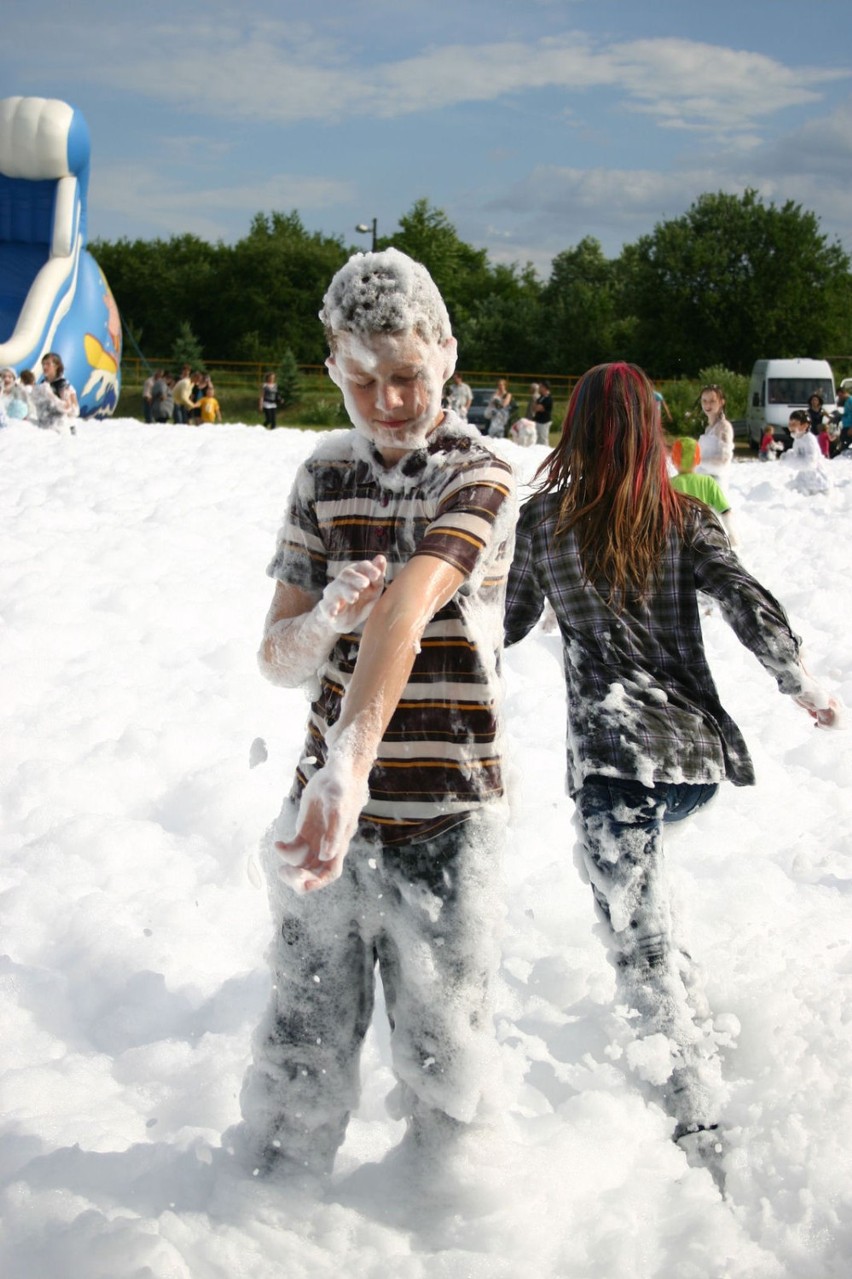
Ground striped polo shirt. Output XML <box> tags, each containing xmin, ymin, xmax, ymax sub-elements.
<box><xmin>267</xmin><ymin>413</ymin><xmax>517</xmax><ymax>846</ymax></box>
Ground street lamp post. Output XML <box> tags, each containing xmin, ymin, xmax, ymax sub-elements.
<box><xmin>355</xmin><ymin>217</ymin><xmax>378</xmax><ymax>251</ymax></box>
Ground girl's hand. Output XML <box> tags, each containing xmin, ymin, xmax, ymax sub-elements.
<box><xmin>794</xmin><ymin>693</ymin><xmax>843</xmax><ymax>729</ymax></box>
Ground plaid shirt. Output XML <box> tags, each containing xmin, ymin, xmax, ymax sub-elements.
<box><xmin>504</xmin><ymin>493</ymin><xmax>805</xmax><ymax>796</ymax></box>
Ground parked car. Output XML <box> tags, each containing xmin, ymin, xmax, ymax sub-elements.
<box><xmin>465</xmin><ymin>387</ymin><xmax>495</xmax><ymax>432</ymax></box>
<box><xmin>746</xmin><ymin>358</ymin><xmax>836</xmax><ymax>451</ymax></box>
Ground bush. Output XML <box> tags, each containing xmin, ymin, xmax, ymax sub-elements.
<box><xmin>657</xmin><ymin>366</ymin><xmax>748</xmax><ymax>437</ymax></box>
<box><xmin>298</xmin><ymin>396</ymin><xmax>347</xmax><ymax>426</ymax></box>
<box><xmin>658</xmin><ymin>379</ymin><xmax>701</xmax><ymax>436</ymax></box>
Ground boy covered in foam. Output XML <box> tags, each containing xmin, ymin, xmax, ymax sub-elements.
<box><xmin>234</xmin><ymin>249</ymin><xmax>517</xmax><ymax>1185</ymax></box>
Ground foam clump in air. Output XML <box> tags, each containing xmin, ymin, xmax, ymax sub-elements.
<box><xmin>319</xmin><ymin>248</ymin><xmax>452</xmax><ymax>344</ymax></box>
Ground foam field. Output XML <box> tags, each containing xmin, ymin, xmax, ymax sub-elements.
<box><xmin>2</xmin><ymin>418</ymin><xmax>852</xmax><ymax>1278</ymax></box>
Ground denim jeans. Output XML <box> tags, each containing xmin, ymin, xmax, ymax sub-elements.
<box><xmin>239</xmin><ymin>810</ymin><xmax>503</xmax><ymax>1173</ymax></box>
<box><xmin>574</xmin><ymin>776</ymin><xmax>722</xmax><ymax>1129</ymax></box>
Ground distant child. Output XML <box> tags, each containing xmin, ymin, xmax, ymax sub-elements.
<box><xmin>825</xmin><ymin>417</ymin><xmax>842</xmax><ymax>459</ymax></box>
<box><xmin>806</xmin><ymin>393</ymin><xmax>826</xmax><ymax>434</ymax></box>
<box><xmin>0</xmin><ymin>367</ymin><xmax>30</xmax><ymax>420</ymax></box>
<box><xmin>35</xmin><ymin>352</ymin><xmax>79</xmax><ymax>434</ymax></box>
<box><xmin>813</xmin><ymin>414</ymin><xmax>839</xmax><ymax>460</ymax></box>
<box><xmin>840</xmin><ymin>388</ymin><xmax>852</xmax><ymax>452</ymax></box>
<box><xmin>197</xmin><ymin>392</ymin><xmax>222</xmax><ymax>424</ymax></box>
<box><xmin>19</xmin><ymin>370</ymin><xmax>37</xmax><ymax>422</ymax></box>
<box><xmin>759</xmin><ymin>425</ymin><xmax>782</xmax><ymax>461</ymax></box>
<box><xmin>670</xmin><ymin>436</ymin><xmax>736</xmax><ymax>545</ymax></box>
<box><xmin>510</xmin><ymin>417</ymin><xmax>537</xmax><ymax>447</ymax></box>
<box><xmin>782</xmin><ymin>409</ymin><xmax>830</xmax><ymax>495</ymax></box>
<box><xmin>260</xmin><ymin>372</ymin><xmax>279</xmax><ymax>429</ymax></box>
<box><xmin>652</xmin><ymin>383</ymin><xmax>672</xmax><ymax>429</ymax></box>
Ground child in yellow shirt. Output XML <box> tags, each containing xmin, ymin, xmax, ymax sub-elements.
<box><xmin>197</xmin><ymin>394</ymin><xmax>221</xmax><ymax>424</ymax></box>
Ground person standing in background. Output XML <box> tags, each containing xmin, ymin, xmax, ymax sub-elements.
<box><xmin>150</xmin><ymin>370</ymin><xmax>174</xmax><ymax>424</ymax></box>
<box><xmin>533</xmin><ymin>379</ymin><xmax>553</xmax><ymax>446</ymax></box>
<box><xmin>696</xmin><ymin>383</ymin><xmax>734</xmax><ymax>483</ymax></box>
<box><xmin>172</xmin><ymin>365</ymin><xmax>195</xmax><ymax>424</ymax></box>
<box><xmin>141</xmin><ymin>371</ymin><xmax>155</xmax><ymax>423</ymax></box>
<box><xmin>260</xmin><ymin>372</ymin><xmax>279</xmax><ymax>429</ymax></box>
<box><xmin>447</xmin><ymin>370</ymin><xmax>473</xmax><ymax>420</ymax></box>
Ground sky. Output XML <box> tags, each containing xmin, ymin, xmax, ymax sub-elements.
<box><xmin>2</xmin><ymin>413</ymin><xmax>852</xmax><ymax>1276</ymax></box>
<box><xmin>4</xmin><ymin>0</ymin><xmax>851</xmax><ymax>274</ymax></box>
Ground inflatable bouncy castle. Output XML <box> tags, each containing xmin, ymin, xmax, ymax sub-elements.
<box><xmin>0</xmin><ymin>96</ymin><xmax>121</xmax><ymax>417</ymax></box>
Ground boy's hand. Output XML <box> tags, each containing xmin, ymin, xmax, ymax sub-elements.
<box><xmin>318</xmin><ymin>555</ymin><xmax>387</xmax><ymax>633</ymax></box>
<box><xmin>274</xmin><ymin>758</ymin><xmax>370</xmax><ymax>893</ymax></box>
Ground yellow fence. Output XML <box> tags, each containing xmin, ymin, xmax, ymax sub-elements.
<box><xmin>119</xmin><ymin>357</ymin><xmax>581</xmax><ymax>396</ymax></box>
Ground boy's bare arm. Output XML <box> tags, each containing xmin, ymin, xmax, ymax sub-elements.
<box><xmin>276</xmin><ymin>552</ymin><xmax>465</xmax><ymax>892</ymax></box>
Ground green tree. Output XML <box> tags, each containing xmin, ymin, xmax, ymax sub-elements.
<box><xmin>391</xmin><ymin>199</ymin><xmax>490</xmax><ymax>314</ymax></box>
<box><xmin>384</xmin><ymin>200</ymin><xmax>548</xmax><ymax>374</ymax></box>
<box><xmin>455</xmin><ymin>263</ymin><xmax>547</xmax><ymax>374</ymax></box>
<box><xmin>170</xmin><ymin>320</ymin><xmax>204</xmax><ymax>372</ymax></box>
<box><xmin>276</xmin><ymin>348</ymin><xmax>301</xmax><ymax>409</ymax></box>
<box><xmin>541</xmin><ymin>237</ymin><xmax>627</xmax><ymax>373</ymax></box>
<box><xmin>624</xmin><ymin>189</ymin><xmax>852</xmax><ymax>375</ymax></box>
<box><xmin>214</xmin><ymin>211</ymin><xmax>347</xmax><ymax>363</ymax></box>
<box><xmin>91</xmin><ymin>233</ymin><xmax>219</xmax><ymax>358</ymax></box>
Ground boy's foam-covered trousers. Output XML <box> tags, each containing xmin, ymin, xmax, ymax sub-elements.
<box><xmin>240</xmin><ymin>810</ymin><xmax>503</xmax><ymax>1174</ymax></box>
<box><xmin>574</xmin><ymin>776</ymin><xmax>724</xmax><ymax>1132</ymax></box>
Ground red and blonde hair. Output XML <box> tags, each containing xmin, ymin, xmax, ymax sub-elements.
<box><xmin>536</xmin><ymin>362</ymin><xmax>689</xmax><ymax>605</ymax></box>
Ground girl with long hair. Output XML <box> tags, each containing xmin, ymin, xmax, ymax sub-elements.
<box><xmin>696</xmin><ymin>381</ymin><xmax>734</xmax><ymax>481</ymax></box>
<box><xmin>504</xmin><ymin>362</ymin><xmax>838</xmax><ymax>1176</ymax></box>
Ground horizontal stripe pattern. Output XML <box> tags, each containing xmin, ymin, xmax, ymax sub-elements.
<box><xmin>268</xmin><ymin>417</ymin><xmax>516</xmax><ymax>844</ymax></box>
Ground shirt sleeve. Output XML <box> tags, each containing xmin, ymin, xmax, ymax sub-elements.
<box><xmin>266</xmin><ymin>463</ymin><xmax>327</xmax><ymax>593</ymax></box>
<box><xmin>689</xmin><ymin>509</ymin><xmax>804</xmax><ymax>695</ymax></box>
<box><xmin>412</xmin><ymin>451</ymin><xmax>514</xmax><ymax>579</ymax></box>
<box><xmin>504</xmin><ymin>503</ymin><xmax>546</xmax><ymax>645</ymax></box>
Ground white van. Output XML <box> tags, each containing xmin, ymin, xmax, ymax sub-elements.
<box><xmin>746</xmin><ymin>358</ymin><xmax>836</xmax><ymax>449</ymax></box>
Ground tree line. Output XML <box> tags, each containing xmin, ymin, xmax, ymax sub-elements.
<box><xmin>91</xmin><ymin>191</ymin><xmax>852</xmax><ymax>381</ymax></box>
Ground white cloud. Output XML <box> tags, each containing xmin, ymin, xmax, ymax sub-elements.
<box><xmin>16</xmin><ymin>6</ymin><xmax>849</xmax><ymax>265</ymax></box>
<box><xmin>753</xmin><ymin>95</ymin><xmax>852</xmax><ymax>173</ymax></box>
<box><xmin>57</xmin><ymin>22</ymin><xmax>849</xmax><ymax>142</ymax></box>
<box><xmin>605</xmin><ymin>37</ymin><xmax>843</xmax><ymax>132</ymax></box>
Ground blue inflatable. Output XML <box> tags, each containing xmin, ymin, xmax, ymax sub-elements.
<box><xmin>0</xmin><ymin>96</ymin><xmax>121</xmax><ymax>417</ymax></box>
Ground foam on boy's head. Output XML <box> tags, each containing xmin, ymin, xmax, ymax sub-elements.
<box><xmin>320</xmin><ymin>248</ymin><xmax>452</xmax><ymax>347</ymax></box>
<box><xmin>672</xmin><ymin>436</ymin><xmax>700</xmax><ymax>473</ymax></box>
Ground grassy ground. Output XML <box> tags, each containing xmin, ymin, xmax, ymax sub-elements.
<box><xmin>118</xmin><ymin>373</ymin><xmax>754</xmax><ymax>453</ymax></box>
<box><xmin>119</xmin><ymin>373</ymin><xmax>572</xmax><ymax>440</ymax></box>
